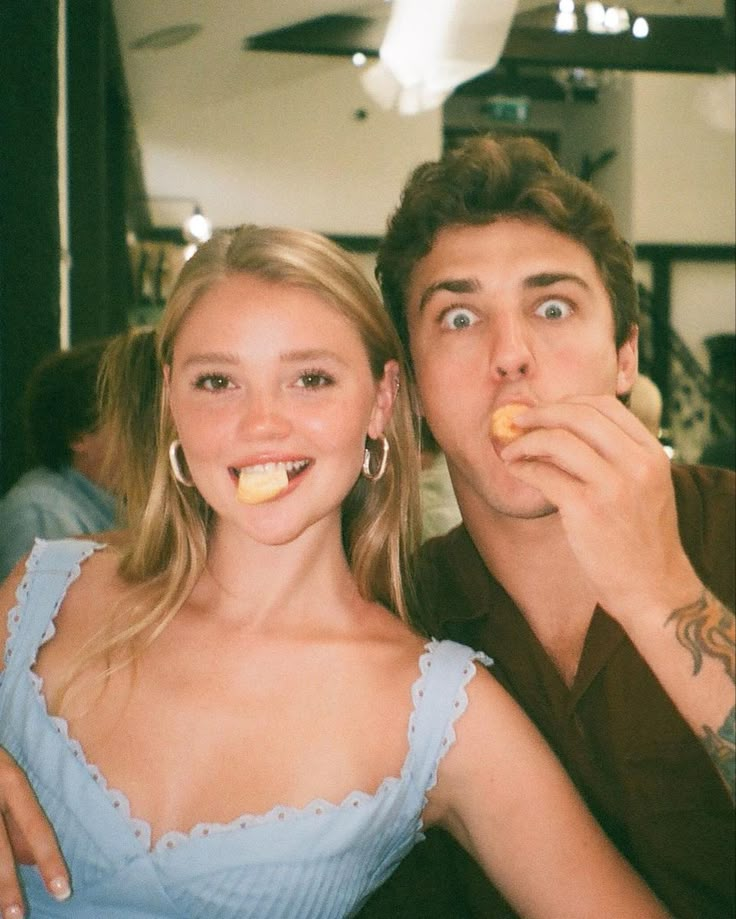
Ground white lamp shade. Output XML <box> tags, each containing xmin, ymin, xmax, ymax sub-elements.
<box><xmin>362</xmin><ymin>0</ymin><xmax>519</xmax><ymax>115</ymax></box>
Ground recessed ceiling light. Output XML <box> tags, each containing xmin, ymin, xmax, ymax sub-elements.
<box><xmin>130</xmin><ymin>23</ymin><xmax>202</xmax><ymax>51</ymax></box>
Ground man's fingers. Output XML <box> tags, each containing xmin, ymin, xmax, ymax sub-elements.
<box><xmin>0</xmin><ymin>752</ymin><xmax>70</xmax><ymax>904</ymax></box>
<box><xmin>4</xmin><ymin>809</ymin><xmax>70</xmax><ymax>903</ymax></box>
<box><xmin>0</xmin><ymin>817</ymin><xmax>25</xmax><ymax>919</ymax></box>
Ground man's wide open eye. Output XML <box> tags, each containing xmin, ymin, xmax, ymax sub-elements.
<box><xmin>535</xmin><ymin>298</ymin><xmax>572</xmax><ymax>321</ymax></box>
<box><xmin>440</xmin><ymin>307</ymin><xmax>479</xmax><ymax>330</ymax></box>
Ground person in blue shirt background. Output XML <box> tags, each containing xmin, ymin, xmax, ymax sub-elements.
<box><xmin>0</xmin><ymin>339</ymin><xmax>117</xmax><ymax>580</ymax></box>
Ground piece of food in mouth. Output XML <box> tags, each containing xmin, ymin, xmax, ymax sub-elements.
<box><xmin>237</xmin><ymin>465</ymin><xmax>290</xmax><ymax>505</ymax></box>
<box><xmin>490</xmin><ymin>403</ymin><xmax>528</xmax><ymax>446</ymax></box>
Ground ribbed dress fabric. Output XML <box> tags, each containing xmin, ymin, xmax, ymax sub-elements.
<box><xmin>0</xmin><ymin>538</ymin><xmax>491</xmax><ymax>919</ymax></box>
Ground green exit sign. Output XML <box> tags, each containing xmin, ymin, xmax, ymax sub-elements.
<box><xmin>483</xmin><ymin>96</ymin><xmax>530</xmax><ymax>123</ymax></box>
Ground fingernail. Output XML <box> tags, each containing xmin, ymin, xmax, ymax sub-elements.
<box><xmin>49</xmin><ymin>876</ymin><xmax>71</xmax><ymax>901</ymax></box>
<box><xmin>4</xmin><ymin>905</ymin><xmax>24</xmax><ymax>919</ymax></box>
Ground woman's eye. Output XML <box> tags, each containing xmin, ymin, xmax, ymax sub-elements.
<box><xmin>440</xmin><ymin>307</ymin><xmax>479</xmax><ymax>330</ymax></box>
<box><xmin>296</xmin><ymin>371</ymin><xmax>334</xmax><ymax>389</ymax></box>
<box><xmin>194</xmin><ymin>373</ymin><xmax>233</xmax><ymax>391</ymax></box>
<box><xmin>535</xmin><ymin>298</ymin><xmax>572</xmax><ymax>321</ymax></box>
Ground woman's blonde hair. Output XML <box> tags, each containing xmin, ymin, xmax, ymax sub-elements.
<box><xmin>59</xmin><ymin>226</ymin><xmax>420</xmax><ymax>709</ymax></box>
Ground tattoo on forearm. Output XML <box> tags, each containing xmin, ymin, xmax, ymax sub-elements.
<box><xmin>666</xmin><ymin>591</ymin><xmax>735</xmax><ymax>681</ymax></box>
<box><xmin>702</xmin><ymin>708</ymin><xmax>735</xmax><ymax>801</ymax></box>
<box><xmin>667</xmin><ymin>591</ymin><xmax>736</xmax><ymax>798</ymax></box>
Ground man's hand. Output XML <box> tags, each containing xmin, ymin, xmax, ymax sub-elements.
<box><xmin>501</xmin><ymin>394</ymin><xmax>735</xmax><ymax>797</ymax></box>
<box><xmin>0</xmin><ymin>747</ymin><xmax>71</xmax><ymax>917</ymax></box>
<box><xmin>499</xmin><ymin>394</ymin><xmax>700</xmax><ymax>618</ymax></box>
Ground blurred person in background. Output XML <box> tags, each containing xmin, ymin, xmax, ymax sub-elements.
<box><xmin>628</xmin><ymin>373</ymin><xmax>663</xmax><ymax>438</ymax></box>
<box><xmin>0</xmin><ymin>340</ymin><xmax>117</xmax><ymax>580</ymax></box>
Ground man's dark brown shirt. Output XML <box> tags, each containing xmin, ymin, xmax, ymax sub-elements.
<box><xmin>358</xmin><ymin>464</ymin><xmax>735</xmax><ymax>919</ymax></box>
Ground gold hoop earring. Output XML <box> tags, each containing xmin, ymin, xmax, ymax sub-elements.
<box><xmin>168</xmin><ymin>440</ymin><xmax>194</xmax><ymax>487</ymax></box>
<box><xmin>362</xmin><ymin>435</ymin><xmax>389</xmax><ymax>482</ymax></box>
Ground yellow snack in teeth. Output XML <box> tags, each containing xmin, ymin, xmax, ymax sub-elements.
<box><xmin>237</xmin><ymin>466</ymin><xmax>289</xmax><ymax>504</ymax></box>
<box><xmin>490</xmin><ymin>403</ymin><xmax>528</xmax><ymax>445</ymax></box>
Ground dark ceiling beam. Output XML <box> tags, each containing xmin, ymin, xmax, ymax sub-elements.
<box><xmin>245</xmin><ymin>15</ymin><xmax>382</xmax><ymax>57</ymax></box>
<box><xmin>502</xmin><ymin>19</ymin><xmax>734</xmax><ymax>73</ymax></box>
<box><xmin>245</xmin><ymin>13</ymin><xmax>735</xmax><ymax>75</ymax></box>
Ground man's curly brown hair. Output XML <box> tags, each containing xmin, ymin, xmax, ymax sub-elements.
<box><xmin>376</xmin><ymin>134</ymin><xmax>638</xmax><ymax>365</ymax></box>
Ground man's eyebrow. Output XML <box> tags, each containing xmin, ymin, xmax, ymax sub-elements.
<box><xmin>524</xmin><ymin>272</ymin><xmax>592</xmax><ymax>291</ymax></box>
<box><xmin>418</xmin><ymin>277</ymin><xmax>481</xmax><ymax>312</ymax></box>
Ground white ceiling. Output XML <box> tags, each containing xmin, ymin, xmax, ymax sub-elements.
<box><xmin>113</xmin><ymin>0</ymin><xmax>725</xmax><ymax>117</ymax></box>
<box><xmin>111</xmin><ymin>0</ymin><xmax>728</xmax><ymax>229</ymax></box>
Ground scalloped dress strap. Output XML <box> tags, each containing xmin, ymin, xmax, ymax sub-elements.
<box><xmin>2</xmin><ymin>538</ymin><xmax>102</xmax><ymax>674</ymax></box>
<box><xmin>407</xmin><ymin>639</ymin><xmax>493</xmax><ymax>802</ymax></box>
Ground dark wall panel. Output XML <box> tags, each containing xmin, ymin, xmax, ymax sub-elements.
<box><xmin>67</xmin><ymin>0</ymin><xmax>130</xmax><ymax>340</ymax></box>
<box><xmin>0</xmin><ymin>0</ymin><xmax>134</xmax><ymax>493</ymax></box>
<box><xmin>0</xmin><ymin>0</ymin><xmax>61</xmax><ymax>491</ymax></box>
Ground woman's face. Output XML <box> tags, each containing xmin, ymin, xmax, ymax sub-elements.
<box><xmin>166</xmin><ymin>272</ymin><xmax>397</xmax><ymax>546</ymax></box>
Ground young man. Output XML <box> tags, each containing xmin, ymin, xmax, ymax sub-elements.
<box><xmin>359</xmin><ymin>136</ymin><xmax>734</xmax><ymax>919</ymax></box>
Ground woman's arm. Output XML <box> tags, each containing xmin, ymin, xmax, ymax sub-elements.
<box><xmin>425</xmin><ymin>665</ymin><xmax>670</xmax><ymax>919</ymax></box>
<box><xmin>0</xmin><ymin>563</ymin><xmax>71</xmax><ymax>916</ymax></box>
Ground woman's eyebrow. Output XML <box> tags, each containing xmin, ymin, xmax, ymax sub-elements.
<box><xmin>418</xmin><ymin>277</ymin><xmax>481</xmax><ymax>312</ymax></box>
<box><xmin>280</xmin><ymin>348</ymin><xmax>349</xmax><ymax>367</ymax></box>
<box><xmin>180</xmin><ymin>351</ymin><xmax>240</xmax><ymax>368</ymax></box>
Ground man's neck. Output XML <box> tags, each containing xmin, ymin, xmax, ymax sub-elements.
<box><xmin>463</xmin><ymin>504</ymin><xmax>599</xmax><ymax>686</ymax></box>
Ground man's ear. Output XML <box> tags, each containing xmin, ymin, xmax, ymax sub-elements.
<box><xmin>615</xmin><ymin>326</ymin><xmax>639</xmax><ymax>396</ymax></box>
<box><xmin>368</xmin><ymin>360</ymin><xmax>400</xmax><ymax>439</ymax></box>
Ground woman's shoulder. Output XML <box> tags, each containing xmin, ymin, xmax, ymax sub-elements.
<box><xmin>10</xmin><ymin>539</ymin><xmax>121</xmax><ymax>628</ymax></box>
<box><xmin>0</xmin><ymin>539</ymin><xmax>119</xmax><ymax>671</ymax></box>
<box><xmin>49</xmin><ymin>540</ymin><xmax>125</xmax><ymax>624</ymax></box>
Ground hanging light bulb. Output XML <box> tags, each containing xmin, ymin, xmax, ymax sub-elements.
<box><xmin>555</xmin><ymin>0</ymin><xmax>578</xmax><ymax>33</ymax></box>
<box><xmin>632</xmin><ymin>15</ymin><xmax>649</xmax><ymax>37</ymax></box>
<box><xmin>585</xmin><ymin>2</ymin><xmax>606</xmax><ymax>33</ymax></box>
<box><xmin>183</xmin><ymin>206</ymin><xmax>212</xmax><ymax>244</ymax></box>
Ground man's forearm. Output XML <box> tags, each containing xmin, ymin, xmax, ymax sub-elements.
<box><xmin>666</xmin><ymin>591</ymin><xmax>735</xmax><ymax>798</ymax></box>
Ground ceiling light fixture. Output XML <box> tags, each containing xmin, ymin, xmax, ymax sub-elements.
<box><xmin>555</xmin><ymin>3</ymin><xmax>649</xmax><ymax>37</ymax></box>
<box><xmin>361</xmin><ymin>0</ymin><xmax>519</xmax><ymax>115</ymax></box>
<box><xmin>555</xmin><ymin>0</ymin><xmax>578</xmax><ymax>34</ymax></box>
<box><xmin>183</xmin><ymin>206</ymin><xmax>212</xmax><ymax>244</ymax></box>
<box><xmin>144</xmin><ymin>197</ymin><xmax>212</xmax><ymax>245</ymax></box>
<box><xmin>631</xmin><ymin>15</ymin><xmax>649</xmax><ymax>38</ymax></box>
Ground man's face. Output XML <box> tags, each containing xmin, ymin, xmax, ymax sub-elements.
<box><xmin>406</xmin><ymin>218</ymin><xmax>637</xmax><ymax>522</ymax></box>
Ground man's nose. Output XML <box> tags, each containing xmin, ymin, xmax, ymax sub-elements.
<box><xmin>489</xmin><ymin>315</ymin><xmax>533</xmax><ymax>382</ymax></box>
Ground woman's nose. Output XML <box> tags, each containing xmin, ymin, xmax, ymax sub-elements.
<box><xmin>238</xmin><ymin>390</ymin><xmax>291</xmax><ymax>438</ymax></box>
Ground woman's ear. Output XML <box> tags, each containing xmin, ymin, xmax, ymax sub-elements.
<box><xmin>368</xmin><ymin>359</ymin><xmax>400</xmax><ymax>439</ymax></box>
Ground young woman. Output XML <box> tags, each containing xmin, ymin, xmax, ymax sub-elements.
<box><xmin>0</xmin><ymin>226</ymin><xmax>669</xmax><ymax>919</ymax></box>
